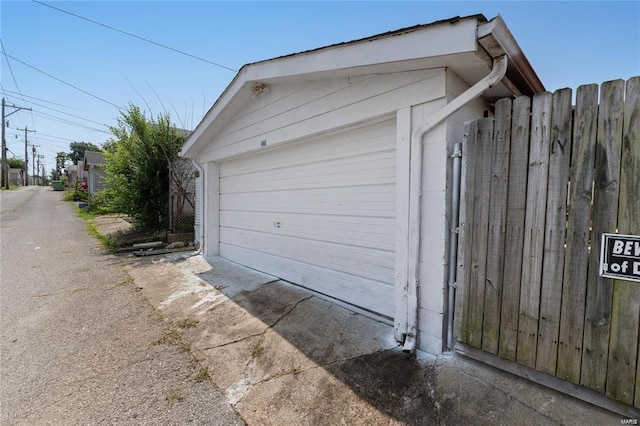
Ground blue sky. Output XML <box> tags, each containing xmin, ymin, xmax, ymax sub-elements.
<box><xmin>1</xmin><ymin>1</ymin><xmax>639</xmax><ymax>172</ymax></box>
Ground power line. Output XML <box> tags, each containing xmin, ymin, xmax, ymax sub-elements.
<box><xmin>1</xmin><ymin>52</ymin><xmax>123</xmax><ymax>110</ymax></box>
<box><xmin>29</xmin><ymin>101</ymin><xmax>109</xmax><ymax>126</ymax></box>
<box><xmin>32</xmin><ymin>0</ymin><xmax>238</xmax><ymax>73</ymax></box>
<box><xmin>1</xmin><ymin>88</ymin><xmax>84</xmax><ymax>111</ymax></box>
<box><xmin>31</xmin><ymin>111</ymin><xmax>112</xmax><ymax>134</ymax></box>
<box><xmin>29</xmin><ymin>104</ymin><xmax>111</xmax><ymax>129</ymax></box>
<box><xmin>0</xmin><ymin>39</ymin><xmax>29</xmax><ymax>105</ymax></box>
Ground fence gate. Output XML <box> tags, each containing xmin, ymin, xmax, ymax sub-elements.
<box><xmin>454</xmin><ymin>77</ymin><xmax>639</xmax><ymax>410</ymax></box>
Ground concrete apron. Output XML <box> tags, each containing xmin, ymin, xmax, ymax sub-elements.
<box><xmin>124</xmin><ymin>254</ymin><xmax>620</xmax><ymax>425</ymax></box>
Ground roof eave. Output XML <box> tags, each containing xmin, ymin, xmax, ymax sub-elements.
<box><xmin>477</xmin><ymin>15</ymin><xmax>545</xmax><ymax>96</ymax></box>
<box><xmin>180</xmin><ymin>16</ymin><xmax>484</xmax><ymax>158</ymax></box>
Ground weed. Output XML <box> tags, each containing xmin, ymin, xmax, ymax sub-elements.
<box><xmin>72</xmin><ymin>287</ymin><xmax>88</xmax><ymax>292</ymax></box>
<box><xmin>116</xmin><ymin>276</ymin><xmax>134</xmax><ymax>287</ymax></box>
<box><xmin>250</xmin><ymin>343</ymin><xmax>264</xmax><ymax>358</ymax></box>
<box><xmin>153</xmin><ymin>326</ymin><xmax>190</xmax><ymax>353</ymax></box>
<box><xmin>175</xmin><ymin>318</ymin><xmax>199</xmax><ymax>329</ymax></box>
<box><xmin>154</xmin><ymin>327</ymin><xmax>182</xmax><ymax>346</ymax></box>
<box><xmin>194</xmin><ymin>367</ymin><xmax>211</xmax><ymax>383</ymax></box>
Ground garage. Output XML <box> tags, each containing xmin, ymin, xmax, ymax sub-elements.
<box><xmin>218</xmin><ymin>118</ymin><xmax>396</xmax><ymax>317</ymax></box>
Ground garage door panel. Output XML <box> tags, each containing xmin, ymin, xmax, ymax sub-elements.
<box><xmin>220</xmin><ymin>245</ymin><xmax>394</xmax><ymax>317</ymax></box>
<box><xmin>220</xmin><ymin>120</ymin><xmax>396</xmax><ymax>177</ymax></box>
<box><xmin>220</xmin><ymin>211</ymin><xmax>395</xmax><ymax>250</ymax></box>
<box><xmin>220</xmin><ymin>228</ymin><xmax>394</xmax><ymax>283</ymax></box>
<box><xmin>221</xmin><ymin>154</ymin><xmax>395</xmax><ymax>193</ymax></box>
<box><xmin>219</xmin><ymin>117</ymin><xmax>396</xmax><ymax>317</ymax></box>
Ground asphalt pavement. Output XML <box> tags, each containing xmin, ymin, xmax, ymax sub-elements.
<box><xmin>0</xmin><ymin>186</ymin><xmax>242</xmax><ymax>425</ymax></box>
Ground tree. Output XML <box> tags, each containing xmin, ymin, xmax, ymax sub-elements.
<box><xmin>103</xmin><ymin>105</ymin><xmax>184</xmax><ymax>229</ymax></box>
<box><xmin>55</xmin><ymin>152</ymin><xmax>68</xmax><ymax>177</ymax></box>
<box><xmin>50</xmin><ymin>168</ymin><xmax>61</xmax><ymax>181</ymax></box>
<box><xmin>68</xmin><ymin>141</ymin><xmax>101</xmax><ymax>164</ymax></box>
<box><xmin>7</xmin><ymin>158</ymin><xmax>25</xmax><ymax>169</ymax></box>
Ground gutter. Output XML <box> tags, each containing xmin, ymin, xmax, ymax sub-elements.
<box><xmin>403</xmin><ymin>55</ymin><xmax>508</xmax><ymax>353</ymax></box>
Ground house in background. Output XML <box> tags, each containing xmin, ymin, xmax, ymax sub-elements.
<box><xmin>180</xmin><ymin>14</ymin><xmax>544</xmax><ymax>354</ymax></box>
<box><xmin>83</xmin><ymin>151</ymin><xmax>108</xmax><ymax>195</ymax></box>
<box><xmin>8</xmin><ymin>168</ymin><xmax>24</xmax><ymax>186</ymax></box>
<box><xmin>65</xmin><ymin>164</ymin><xmax>78</xmax><ymax>187</ymax></box>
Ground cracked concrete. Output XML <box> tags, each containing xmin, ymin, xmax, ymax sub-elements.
<box><xmin>120</xmin><ymin>251</ymin><xmax>624</xmax><ymax>425</ymax></box>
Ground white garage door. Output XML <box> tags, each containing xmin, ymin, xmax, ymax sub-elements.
<box><xmin>219</xmin><ymin>118</ymin><xmax>396</xmax><ymax>317</ymax></box>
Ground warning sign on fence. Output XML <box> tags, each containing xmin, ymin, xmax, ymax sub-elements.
<box><xmin>599</xmin><ymin>233</ymin><xmax>640</xmax><ymax>283</ymax></box>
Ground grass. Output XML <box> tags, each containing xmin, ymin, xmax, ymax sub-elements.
<box><xmin>153</xmin><ymin>324</ymin><xmax>191</xmax><ymax>353</ymax></box>
<box><xmin>175</xmin><ymin>318</ymin><xmax>199</xmax><ymax>329</ymax></box>
<box><xmin>0</xmin><ymin>185</ymin><xmax>20</xmax><ymax>191</ymax></box>
<box><xmin>250</xmin><ymin>343</ymin><xmax>264</xmax><ymax>358</ymax></box>
<box><xmin>194</xmin><ymin>367</ymin><xmax>211</xmax><ymax>383</ymax></box>
<box><xmin>84</xmin><ymin>219</ymin><xmax>118</xmax><ymax>251</ymax></box>
<box><xmin>116</xmin><ymin>276</ymin><xmax>134</xmax><ymax>287</ymax></box>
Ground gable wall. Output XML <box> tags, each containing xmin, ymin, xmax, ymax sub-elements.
<box><xmin>199</xmin><ymin>69</ymin><xmax>447</xmax><ymax>163</ymax></box>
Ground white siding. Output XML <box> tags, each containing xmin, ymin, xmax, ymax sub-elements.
<box><xmin>200</xmin><ymin>69</ymin><xmax>446</xmax><ymax>162</ymax></box>
<box><xmin>219</xmin><ymin>118</ymin><xmax>396</xmax><ymax>317</ymax></box>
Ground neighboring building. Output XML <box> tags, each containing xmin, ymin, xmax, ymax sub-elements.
<box><xmin>83</xmin><ymin>151</ymin><xmax>108</xmax><ymax>195</ymax></box>
<box><xmin>180</xmin><ymin>15</ymin><xmax>544</xmax><ymax>354</ymax></box>
<box><xmin>65</xmin><ymin>164</ymin><xmax>78</xmax><ymax>187</ymax></box>
<box><xmin>8</xmin><ymin>168</ymin><xmax>24</xmax><ymax>186</ymax></box>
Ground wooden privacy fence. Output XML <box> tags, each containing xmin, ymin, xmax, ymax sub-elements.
<box><xmin>454</xmin><ymin>77</ymin><xmax>639</xmax><ymax>408</ymax></box>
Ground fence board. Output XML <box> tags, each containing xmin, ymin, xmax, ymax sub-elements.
<box><xmin>466</xmin><ymin>118</ymin><xmax>494</xmax><ymax>348</ymax></box>
<box><xmin>482</xmin><ymin>98</ymin><xmax>512</xmax><ymax>354</ymax></box>
<box><xmin>535</xmin><ymin>88</ymin><xmax>573</xmax><ymax>375</ymax></box>
<box><xmin>581</xmin><ymin>80</ymin><xmax>624</xmax><ymax>393</ymax></box>
<box><xmin>517</xmin><ymin>92</ymin><xmax>552</xmax><ymax>368</ymax></box>
<box><xmin>556</xmin><ymin>84</ymin><xmax>598</xmax><ymax>383</ymax></box>
<box><xmin>454</xmin><ymin>121</ymin><xmax>477</xmax><ymax>343</ymax></box>
<box><xmin>498</xmin><ymin>96</ymin><xmax>531</xmax><ymax>361</ymax></box>
<box><xmin>606</xmin><ymin>76</ymin><xmax>640</xmax><ymax>406</ymax></box>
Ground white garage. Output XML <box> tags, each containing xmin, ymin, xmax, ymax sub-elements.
<box><xmin>219</xmin><ymin>118</ymin><xmax>396</xmax><ymax>317</ymax></box>
<box><xmin>181</xmin><ymin>14</ymin><xmax>543</xmax><ymax>354</ymax></box>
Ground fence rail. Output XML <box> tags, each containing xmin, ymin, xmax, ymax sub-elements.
<box><xmin>455</xmin><ymin>77</ymin><xmax>640</xmax><ymax>408</ymax></box>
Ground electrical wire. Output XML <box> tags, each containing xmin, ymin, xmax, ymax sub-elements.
<box><xmin>1</xmin><ymin>52</ymin><xmax>123</xmax><ymax>110</ymax></box>
<box><xmin>30</xmin><ymin>109</ymin><xmax>111</xmax><ymax>132</ymax></box>
<box><xmin>27</xmin><ymin>100</ymin><xmax>109</xmax><ymax>127</ymax></box>
<box><xmin>32</xmin><ymin>0</ymin><xmax>237</xmax><ymax>73</ymax></box>
<box><xmin>0</xmin><ymin>38</ymin><xmax>28</xmax><ymax>105</ymax></box>
<box><xmin>2</xmin><ymin>88</ymin><xmax>84</xmax><ymax>111</ymax></box>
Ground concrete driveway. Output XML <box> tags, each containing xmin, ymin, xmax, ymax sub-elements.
<box><xmin>120</xmin><ymin>248</ymin><xmax>624</xmax><ymax>425</ymax></box>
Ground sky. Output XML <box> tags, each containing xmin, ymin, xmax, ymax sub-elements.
<box><xmin>1</xmin><ymin>1</ymin><xmax>639</xmax><ymax>174</ymax></box>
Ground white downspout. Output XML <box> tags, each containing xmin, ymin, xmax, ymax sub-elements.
<box><xmin>403</xmin><ymin>55</ymin><xmax>508</xmax><ymax>353</ymax></box>
<box><xmin>192</xmin><ymin>159</ymin><xmax>205</xmax><ymax>256</ymax></box>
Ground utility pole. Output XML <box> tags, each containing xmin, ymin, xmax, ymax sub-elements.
<box><xmin>31</xmin><ymin>145</ymin><xmax>38</xmax><ymax>184</ymax></box>
<box><xmin>18</xmin><ymin>127</ymin><xmax>35</xmax><ymax>186</ymax></box>
<box><xmin>1</xmin><ymin>98</ymin><xmax>32</xmax><ymax>189</ymax></box>
<box><xmin>37</xmin><ymin>154</ymin><xmax>44</xmax><ymax>186</ymax></box>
